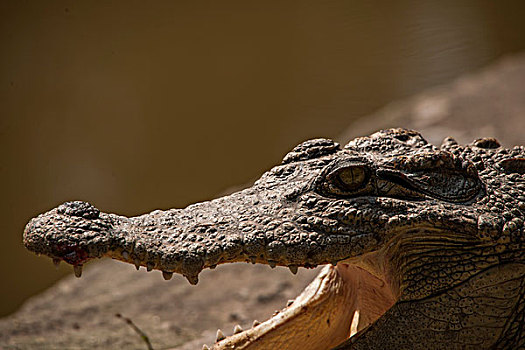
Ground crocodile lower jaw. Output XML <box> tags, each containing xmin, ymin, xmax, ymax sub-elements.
<box><xmin>212</xmin><ymin>261</ymin><xmax>396</xmax><ymax>350</ymax></box>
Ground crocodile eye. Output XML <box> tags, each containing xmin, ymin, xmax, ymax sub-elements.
<box><xmin>317</xmin><ymin>164</ymin><xmax>371</xmax><ymax>197</ymax></box>
<box><xmin>330</xmin><ymin>166</ymin><xmax>368</xmax><ymax>191</ymax></box>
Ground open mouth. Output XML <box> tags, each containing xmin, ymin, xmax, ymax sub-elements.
<box><xmin>208</xmin><ymin>254</ymin><xmax>397</xmax><ymax>350</ymax></box>
<box><xmin>53</xmin><ymin>256</ymin><xmax>396</xmax><ymax>350</ymax></box>
<box><xmin>40</xmin><ymin>235</ymin><xmax>397</xmax><ymax>349</ymax></box>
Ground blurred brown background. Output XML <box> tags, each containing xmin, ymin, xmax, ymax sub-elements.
<box><xmin>2</xmin><ymin>0</ymin><xmax>525</xmax><ymax>317</ymax></box>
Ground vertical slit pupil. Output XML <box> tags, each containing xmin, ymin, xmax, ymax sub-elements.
<box><xmin>335</xmin><ymin>166</ymin><xmax>367</xmax><ymax>191</ymax></box>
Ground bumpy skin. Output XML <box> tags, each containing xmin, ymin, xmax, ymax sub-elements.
<box><xmin>24</xmin><ymin>129</ymin><xmax>525</xmax><ymax>349</ymax></box>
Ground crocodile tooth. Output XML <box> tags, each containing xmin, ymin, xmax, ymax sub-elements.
<box><xmin>350</xmin><ymin>310</ymin><xmax>360</xmax><ymax>337</ymax></box>
<box><xmin>202</xmin><ymin>345</ymin><xmax>210</xmax><ymax>350</ymax></box>
<box><xmin>288</xmin><ymin>265</ymin><xmax>298</xmax><ymax>274</ymax></box>
<box><xmin>146</xmin><ymin>263</ymin><xmax>154</xmax><ymax>272</ymax></box>
<box><xmin>233</xmin><ymin>324</ymin><xmax>243</xmax><ymax>334</ymax></box>
<box><xmin>252</xmin><ymin>320</ymin><xmax>260</xmax><ymax>328</ymax></box>
<box><xmin>122</xmin><ymin>250</ymin><xmax>129</xmax><ymax>259</ymax></box>
<box><xmin>216</xmin><ymin>329</ymin><xmax>225</xmax><ymax>342</ymax></box>
<box><xmin>134</xmin><ymin>259</ymin><xmax>141</xmax><ymax>270</ymax></box>
<box><xmin>162</xmin><ymin>271</ymin><xmax>173</xmax><ymax>280</ymax></box>
<box><xmin>209</xmin><ymin>264</ymin><xmax>217</xmax><ymax>269</ymax></box>
<box><xmin>268</xmin><ymin>260</ymin><xmax>276</xmax><ymax>268</ymax></box>
<box><xmin>73</xmin><ymin>264</ymin><xmax>83</xmax><ymax>278</ymax></box>
<box><xmin>185</xmin><ymin>274</ymin><xmax>199</xmax><ymax>285</ymax></box>
<box><xmin>287</xmin><ymin>299</ymin><xmax>294</xmax><ymax>307</ymax></box>
<box><xmin>52</xmin><ymin>258</ymin><xmax>61</xmax><ymax>269</ymax></box>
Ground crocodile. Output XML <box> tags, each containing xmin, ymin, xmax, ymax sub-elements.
<box><xmin>23</xmin><ymin>128</ymin><xmax>525</xmax><ymax>349</ymax></box>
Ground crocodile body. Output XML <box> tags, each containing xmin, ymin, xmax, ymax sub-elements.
<box><xmin>24</xmin><ymin>128</ymin><xmax>525</xmax><ymax>349</ymax></box>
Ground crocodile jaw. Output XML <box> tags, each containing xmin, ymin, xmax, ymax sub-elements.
<box><xmin>213</xmin><ymin>262</ymin><xmax>395</xmax><ymax>350</ymax></box>
<box><xmin>23</xmin><ymin>199</ymin><xmax>398</xmax><ymax>349</ymax></box>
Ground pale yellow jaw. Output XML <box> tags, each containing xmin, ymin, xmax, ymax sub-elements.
<box><xmin>212</xmin><ymin>263</ymin><xmax>396</xmax><ymax>350</ymax></box>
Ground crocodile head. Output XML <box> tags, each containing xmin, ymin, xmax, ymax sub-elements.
<box><xmin>23</xmin><ymin>128</ymin><xmax>525</xmax><ymax>349</ymax></box>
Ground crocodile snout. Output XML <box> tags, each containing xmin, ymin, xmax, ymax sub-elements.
<box><xmin>23</xmin><ymin>201</ymin><xmax>113</xmax><ymax>276</ymax></box>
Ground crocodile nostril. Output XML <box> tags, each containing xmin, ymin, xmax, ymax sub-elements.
<box><xmin>57</xmin><ymin>201</ymin><xmax>100</xmax><ymax>219</ymax></box>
